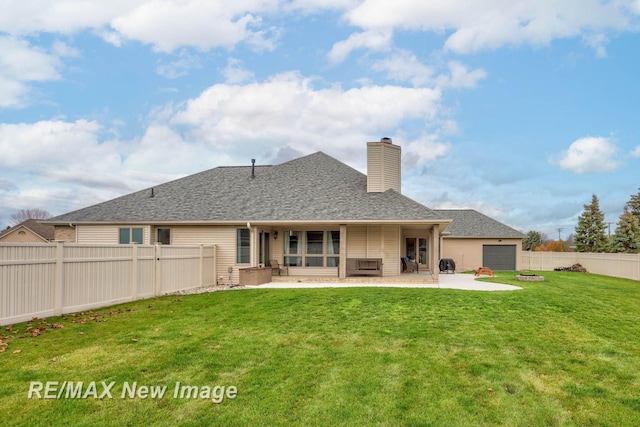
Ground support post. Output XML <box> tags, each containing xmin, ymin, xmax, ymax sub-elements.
<box><xmin>53</xmin><ymin>241</ymin><xmax>64</xmax><ymax>316</ymax></box>
<box><xmin>131</xmin><ymin>244</ymin><xmax>138</xmax><ymax>301</ymax></box>
<box><xmin>199</xmin><ymin>244</ymin><xmax>204</xmax><ymax>287</ymax></box>
<box><xmin>154</xmin><ymin>244</ymin><xmax>161</xmax><ymax>296</ymax></box>
<box><xmin>431</xmin><ymin>225</ymin><xmax>439</xmax><ymax>281</ymax></box>
<box><xmin>339</xmin><ymin>225</ymin><xmax>347</xmax><ymax>278</ymax></box>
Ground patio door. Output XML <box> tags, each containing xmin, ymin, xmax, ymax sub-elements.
<box><xmin>406</xmin><ymin>237</ymin><xmax>428</xmax><ymax>267</ymax></box>
<box><xmin>406</xmin><ymin>238</ymin><xmax>417</xmax><ymax>261</ymax></box>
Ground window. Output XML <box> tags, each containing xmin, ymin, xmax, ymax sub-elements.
<box><xmin>284</xmin><ymin>230</ymin><xmax>340</xmax><ymax>267</ymax></box>
<box><xmin>119</xmin><ymin>228</ymin><xmax>143</xmax><ymax>244</ymax></box>
<box><xmin>236</xmin><ymin>228</ymin><xmax>250</xmax><ymax>264</ymax></box>
<box><xmin>327</xmin><ymin>230</ymin><xmax>340</xmax><ymax>267</ymax></box>
<box><xmin>157</xmin><ymin>228</ymin><xmax>171</xmax><ymax>245</ymax></box>
<box><xmin>284</xmin><ymin>231</ymin><xmax>302</xmax><ymax>267</ymax></box>
<box><xmin>306</xmin><ymin>231</ymin><xmax>324</xmax><ymax>254</ymax></box>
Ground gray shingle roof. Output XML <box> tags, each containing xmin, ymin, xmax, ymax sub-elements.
<box><xmin>435</xmin><ymin>209</ymin><xmax>525</xmax><ymax>238</ymax></box>
<box><xmin>50</xmin><ymin>152</ymin><xmax>448</xmax><ymax>224</ymax></box>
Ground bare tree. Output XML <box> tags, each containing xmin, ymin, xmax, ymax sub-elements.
<box><xmin>10</xmin><ymin>208</ymin><xmax>52</xmax><ymax>225</ymax></box>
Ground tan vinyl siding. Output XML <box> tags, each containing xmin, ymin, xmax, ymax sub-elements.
<box><xmin>170</xmin><ymin>226</ymin><xmax>238</xmax><ymax>284</ymax></box>
<box><xmin>367</xmin><ymin>226</ymin><xmax>382</xmax><ymax>258</ymax></box>
<box><xmin>77</xmin><ymin>225</ymin><xmax>151</xmax><ymax>245</ymax></box>
<box><xmin>347</xmin><ymin>226</ymin><xmax>367</xmax><ymax>257</ymax></box>
<box><xmin>383</xmin><ymin>225</ymin><xmax>400</xmax><ymax>275</ymax></box>
<box><xmin>367</xmin><ymin>144</ymin><xmax>383</xmax><ymax>192</ymax></box>
<box><xmin>367</xmin><ymin>141</ymin><xmax>401</xmax><ymax>193</ymax></box>
<box><xmin>442</xmin><ymin>238</ymin><xmax>523</xmax><ymax>271</ymax></box>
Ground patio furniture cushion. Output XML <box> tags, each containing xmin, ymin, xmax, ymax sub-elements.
<box><xmin>401</xmin><ymin>257</ymin><xmax>418</xmax><ymax>273</ymax></box>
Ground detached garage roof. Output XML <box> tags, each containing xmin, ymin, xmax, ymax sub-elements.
<box><xmin>435</xmin><ymin>209</ymin><xmax>525</xmax><ymax>238</ymax></box>
<box><xmin>0</xmin><ymin>219</ymin><xmax>55</xmax><ymax>242</ymax></box>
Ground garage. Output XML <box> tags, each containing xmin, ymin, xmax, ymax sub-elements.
<box><xmin>483</xmin><ymin>245</ymin><xmax>517</xmax><ymax>271</ymax></box>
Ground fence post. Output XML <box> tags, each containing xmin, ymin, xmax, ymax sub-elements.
<box><xmin>131</xmin><ymin>244</ymin><xmax>138</xmax><ymax>301</ymax></box>
<box><xmin>212</xmin><ymin>245</ymin><xmax>217</xmax><ymax>286</ymax></box>
<box><xmin>53</xmin><ymin>241</ymin><xmax>64</xmax><ymax>316</ymax></box>
<box><xmin>154</xmin><ymin>244</ymin><xmax>161</xmax><ymax>296</ymax></box>
<box><xmin>199</xmin><ymin>245</ymin><xmax>204</xmax><ymax>287</ymax></box>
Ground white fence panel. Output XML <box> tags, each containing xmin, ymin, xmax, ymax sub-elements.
<box><xmin>0</xmin><ymin>244</ymin><xmax>57</xmax><ymax>322</ymax></box>
<box><xmin>0</xmin><ymin>243</ymin><xmax>217</xmax><ymax>325</ymax></box>
<box><xmin>522</xmin><ymin>251</ymin><xmax>640</xmax><ymax>281</ymax></box>
<box><xmin>62</xmin><ymin>245</ymin><xmax>134</xmax><ymax>313</ymax></box>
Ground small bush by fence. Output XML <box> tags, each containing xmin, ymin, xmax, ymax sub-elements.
<box><xmin>522</xmin><ymin>251</ymin><xmax>640</xmax><ymax>281</ymax></box>
<box><xmin>0</xmin><ymin>243</ymin><xmax>217</xmax><ymax>326</ymax></box>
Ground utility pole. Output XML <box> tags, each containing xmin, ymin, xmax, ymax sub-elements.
<box><xmin>605</xmin><ymin>222</ymin><xmax>613</xmax><ymax>237</ymax></box>
<box><xmin>557</xmin><ymin>228</ymin><xmax>563</xmax><ymax>241</ymax></box>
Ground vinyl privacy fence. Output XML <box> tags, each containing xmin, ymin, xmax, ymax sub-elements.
<box><xmin>522</xmin><ymin>251</ymin><xmax>640</xmax><ymax>281</ymax></box>
<box><xmin>0</xmin><ymin>243</ymin><xmax>217</xmax><ymax>326</ymax></box>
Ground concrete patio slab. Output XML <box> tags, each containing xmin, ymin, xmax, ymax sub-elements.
<box><xmin>247</xmin><ymin>273</ymin><xmax>522</xmax><ymax>291</ymax></box>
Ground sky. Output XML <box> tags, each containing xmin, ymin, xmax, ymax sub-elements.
<box><xmin>1</xmin><ymin>0</ymin><xmax>640</xmax><ymax>239</ymax></box>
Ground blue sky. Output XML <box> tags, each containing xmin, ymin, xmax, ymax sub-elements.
<box><xmin>1</xmin><ymin>1</ymin><xmax>640</xmax><ymax>239</ymax></box>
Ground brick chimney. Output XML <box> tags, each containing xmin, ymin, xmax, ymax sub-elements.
<box><xmin>367</xmin><ymin>137</ymin><xmax>401</xmax><ymax>193</ymax></box>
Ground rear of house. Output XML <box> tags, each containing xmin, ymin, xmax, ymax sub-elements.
<box><xmin>47</xmin><ymin>139</ymin><xmax>524</xmax><ymax>283</ymax></box>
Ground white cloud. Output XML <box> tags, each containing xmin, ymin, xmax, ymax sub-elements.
<box><xmin>156</xmin><ymin>50</ymin><xmax>202</xmax><ymax>79</ymax></box>
<box><xmin>371</xmin><ymin>50</ymin><xmax>435</xmax><ymax>87</ymax></box>
<box><xmin>221</xmin><ymin>58</ymin><xmax>255</xmax><ymax>84</ymax></box>
<box><xmin>110</xmin><ymin>1</ymin><xmax>279</xmax><ymax>53</ymax></box>
<box><xmin>51</xmin><ymin>40</ymin><xmax>80</xmax><ymax>58</ymax></box>
<box><xmin>0</xmin><ymin>119</ymin><xmax>204</xmax><ymax>218</ymax></box>
<box><xmin>556</xmin><ymin>136</ymin><xmax>619</xmax><ymax>174</ymax></box>
<box><xmin>2</xmin><ymin>0</ymin><xmax>635</xmax><ymax>58</ymax></box>
<box><xmin>327</xmin><ymin>30</ymin><xmax>392</xmax><ymax>63</ymax></box>
<box><xmin>345</xmin><ymin>0</ymin><xmax>632</xmax><ymax>54</ymax></box>
<box><xmin>583</xmin><ymin>33</ymin><xmax>609</xmax><ymax>58</ymax></box>
<box><xmin>436</xmin><ymin>61</ymin><xmax>487</xmax><ymax>89</ymax></box>
<box><xmin>0</xmin><ymin>36</ymin><xmax>62</xmax><ymax>108</ymax></box>
<box><xmin>1</xmin><ymin>1</ymin><xmax>281</xmax><ymax>53</ymax></box>
<box><xmin>403</xmin><ymin>134</ymin><xmax>452</xmax><ymax>166</ymax></box>
<box><xmin>0</xmin><ymin>120</ymin><xmax>110</xmax><ymax>171</ymax></box>
<box><xmin>372</xmin><ymin>54</ymin><xmax>486</xmax><ymax>96</ymax></box>
<box><xmin>0</xmin><ymin>1</ymin><xmax>141</xmax><ymax>34</ymax></box>
<box><xmin>631</xmin><ymin>146</ymin><xmax>640</xmax><ymax>158</ymax></box>
<box><xmin>171</xmin><ymin>72</ymin><xmax>442</xmax><ymax>164</ymax></box>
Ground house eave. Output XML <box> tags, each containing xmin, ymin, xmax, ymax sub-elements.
<box><xmin>443</xmin><ymin>235</ymin><xmax>525</xmax><ymax>239</ymax></box>
<box><xmin>46</xmin><ymin>219</ymin><xmax>453</xmax><ymax>227</ymax></box>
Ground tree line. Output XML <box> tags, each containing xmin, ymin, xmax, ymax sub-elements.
<box><xmin>523</xmin><ymin>189</ymin><xmax>640</xmax><ymax>254</ymax></box>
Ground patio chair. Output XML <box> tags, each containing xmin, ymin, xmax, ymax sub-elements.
<box><xmin>401</xmin><ymin>257</ymin><xmax>418</xmax><ymax>273</ymax></box>
<box><xmin>270</xmin><ymin>260</ymin><xmax>288</xmax><ymax>276</ymax></box>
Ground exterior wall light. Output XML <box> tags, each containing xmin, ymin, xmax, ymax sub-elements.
<box><xmin>273</xmin><ymin>231</ymin><xmax>278</xmax><ymax>240</ymax></box>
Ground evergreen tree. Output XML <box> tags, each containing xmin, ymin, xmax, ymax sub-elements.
<box><xmin>611</xmin><ymin>206</ymin><xmax>640</xmax><ymax>253</ymax></box>
<box><xmin>523</xmin><ymin>230</ymin><xmax>543</xmax><ymax>251</ymax></box>
<box><xmin>574</xmin><ymin>194</ymin><xmax>607</xmax><ymax>252</ymax></box>
<box><xmin>626</xmin><ymin>188</ymin><xmax>640</xmax><ymax>222</ymax></box>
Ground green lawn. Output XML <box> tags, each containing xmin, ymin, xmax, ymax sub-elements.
<box><xmin>1</xmin><ymin>271</ymin><xmax>639</xmax><ymax>426</ymax></box>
